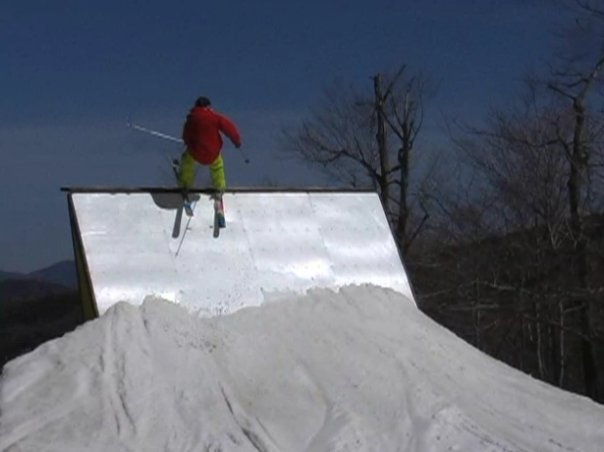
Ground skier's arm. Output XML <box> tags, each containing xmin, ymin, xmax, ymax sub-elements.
<box><xmin>182</xmin><ymin>115</ymin><xmax>194</xmax><ymax>146</ymax></box>
<box><xmin>218</xmin><ymin>115</ymin><xmax>242</xmax><ymax>148</ymax></box>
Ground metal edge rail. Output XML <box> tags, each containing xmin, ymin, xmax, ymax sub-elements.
<box><xmin>60</xmin><ymin>186</ymin><xmax>376</xmax><ymax>194</ymax></box>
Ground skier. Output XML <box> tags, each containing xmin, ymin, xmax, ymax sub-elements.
<box><xmin>178</xmin><ymin>96</ymin><xmax>242</xmax><ymax>192</ymax></box>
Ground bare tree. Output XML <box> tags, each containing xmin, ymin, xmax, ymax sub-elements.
<box><xmin>282</xmin><ymin>65</ymin><xmax>431</xmax><ymax>254</ymax></box>
<box><xmin>418</xmin><ymin>79</ymin><xmax>604</xmax><ymax>395</ymax></box>
<box><xmin>378</xmin><ymin>69</ymin><xmax>428</xmax><ymax>252</ymax></box>
<box><xmin>424</xmin><ymin>1</ymin><xmax>604</xmax><ymax>398</ymax></box>
<box><xmin>544</xmin><ymin>0</ymin><xmax>604</xmax><ymax>400</ymax></box>
<box><xmin>282</xmin><ymin>81</ymin><xmax>377</xmax><ymax>188</ymax></box>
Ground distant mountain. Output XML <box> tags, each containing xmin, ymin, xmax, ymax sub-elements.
<box><xmin>0</xmin><ymin>270</ymin><xmax>26</xmax><ymax>281</ymax></box>
<box><xmin>0</xmin><ymin>261</ymin><xmax>77</xmax><ymax>289</ymax></box>
<box><xmin>29</xmin><ymin>260</ymin><xmax>77</xmax><ymax>289</ymax></box>
<box><xmin>0</xmin><ymin>279</ymin><xmax>73</xmax><ymax>303</ymax></box>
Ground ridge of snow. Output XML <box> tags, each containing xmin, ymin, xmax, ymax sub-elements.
<box><xmin>1</xmin><ymin>285</ymin><xmax>603</xmax><ymax>451</ymax></box>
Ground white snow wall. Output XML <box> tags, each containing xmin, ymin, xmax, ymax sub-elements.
<box><xmin>67</xmin><ymin>189</ymin><xmax>415</xmax><ymax>316</ymax></box>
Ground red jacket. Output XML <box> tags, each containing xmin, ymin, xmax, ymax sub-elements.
<box><xmin>182</xmin><ymin>106</ymin><xmax>242</xmax><ymax>165</ymax></box>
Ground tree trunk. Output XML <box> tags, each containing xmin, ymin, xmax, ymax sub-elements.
<box><xmin>535</xmin><ymin>300</ymin><xmax>546</xmax><ymax>380</ymax></box>
<box><xmin>373</xmin><ymin>74</ymin><xmax>390</xmax><ymax>213</ymax></box>
<box><xmin>568</xmin><ymin>97</ymin><xmax>598</xmax><ymax>400</ymax></box>
<box><xmin>397</xmin><ymin>143</ymin><xmax>410</xmax><ymax>252</ymax></box>
<box><xmin>395</xmin><ymin>94</ymin><xmax>413</xmax><ymax>253</ymax></box>
<box><xmin>558</xmin><ymin>299</ymin><xmax>566</xmax><ymax>388</ymax></box>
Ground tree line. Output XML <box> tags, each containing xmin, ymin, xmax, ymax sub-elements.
<box><xmin>282</xmin><ymin>1</ymin><xmax>604</xmax><ymax>402</ymax></box>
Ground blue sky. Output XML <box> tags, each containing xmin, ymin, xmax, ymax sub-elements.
<box><xmin>1</xmin><ymin>0</ymin><xmax>565</xmax><ymax>272</ymax></box>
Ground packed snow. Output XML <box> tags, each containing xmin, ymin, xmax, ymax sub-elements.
<box><xmin>1</xmin><ymin>285</ymin><xmax>603</xmax><ymax>451</ymax></box>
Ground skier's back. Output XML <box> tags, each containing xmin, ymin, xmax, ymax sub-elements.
<box><xmin>178</xmin><ymin>96</ymin><xmax>242</xmax><ymax>191</ymax></box>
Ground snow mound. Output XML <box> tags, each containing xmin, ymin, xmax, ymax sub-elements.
<box><xmin>1</xmin><ymin>285</ymin><xmax>603</xmax><ymax>451</ymax></box>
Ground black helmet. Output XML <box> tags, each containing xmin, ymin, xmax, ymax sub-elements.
<box><xmin>195</xmin><ymin>96</ymin><xmax>211</xmax><ymax>107</ymax></box>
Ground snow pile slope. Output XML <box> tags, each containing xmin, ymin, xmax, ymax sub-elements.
<box><xmin>1</xmin><ymin>285</ymin><xmax>603</xmax><ymax>451</ymax></box>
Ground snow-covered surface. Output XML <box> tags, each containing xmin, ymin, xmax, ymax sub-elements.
<box><xmin>71</xmin><ymin>191</ymin><xmax>414</xmax><ymax>315</ymax></box>
<box><xmin>2</xmin><ymin>285</ymin><xmax>603</xmax><ymax>451</ymax></box>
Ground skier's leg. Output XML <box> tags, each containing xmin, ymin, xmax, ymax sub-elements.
<box><xmin>209</xmin><ymin>154</ymin><xmax>226</xmax><ymax>192</ymax></box>
<box><xmin>209</xmin><ymin>155</ymin><xmax>226</xmax><ymax>227</ymax></box>
<box><xmin>179</xmin><ymin>150</ymin><xmax>197</xmax><ymax>189</ymax></box>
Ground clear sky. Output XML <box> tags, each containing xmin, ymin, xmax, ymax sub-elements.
<box><xmin>1</xmin><ymin>0</ymin><xmax>564</xmax><ymax>272</ymax></box>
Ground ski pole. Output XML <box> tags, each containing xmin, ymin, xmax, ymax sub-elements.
<box><xmin>128</xmin><ymin>121</ymin><xmax>249</xmax><ymax>163</ymax></box>
<box><xmin>237</xmin><ymin>147</ymin><xmax>250</xmax><ymax>164</ymax></box>
<box><xmin>127</xmin><ymin>122</ymin><xmax>184</xmax><ymax>144</ymax></box>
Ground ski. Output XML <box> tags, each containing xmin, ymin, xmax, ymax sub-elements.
<box><xmin>171</xmin><ymin>159</ymin><xmax>194</xmax><ymax>217</ymax></box>
<box><xmin>213</xmin><ymin>192</ymin><xmax>226</xmax><ymax>228</ymax></box>
<box><xmin>211</xmin><ymin>192</ymin><xmax>225</xmax><ymax>238</ymax></box>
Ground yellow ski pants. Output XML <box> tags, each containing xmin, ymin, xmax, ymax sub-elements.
<box><xmin>178</xmin><ymin>151</ymin><xmax>226</xmax><ymax>191</ymax></box>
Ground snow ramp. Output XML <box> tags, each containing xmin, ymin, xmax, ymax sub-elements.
<box><xmin>64</xmin><ymin>188</ymin><xmax>414</xmax><ymax>318</ymax></box>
